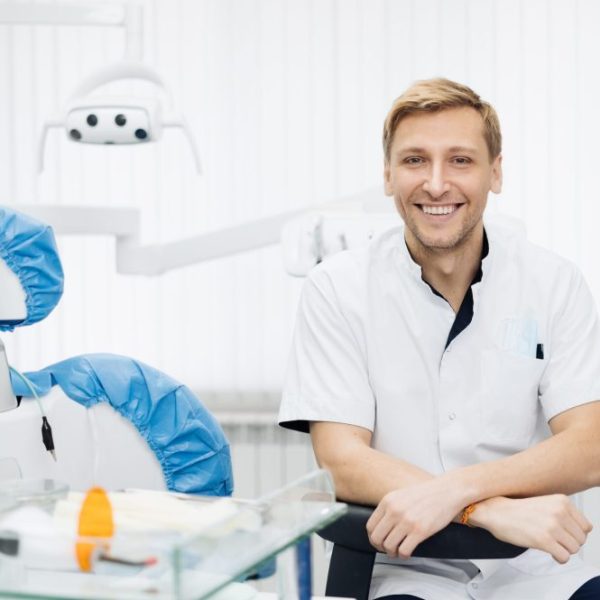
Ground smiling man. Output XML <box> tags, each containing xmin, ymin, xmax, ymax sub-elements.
<box><xmin>279</xmin><ymin>79</ymin><xmax>600</xmax><ymax>599</ymax></box>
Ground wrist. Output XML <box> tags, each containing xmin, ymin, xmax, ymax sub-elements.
<box><xmin>467</xmin><ymin>496</ymin><xmax>505</xmax><ymax>529</ymax></box>
<box><xmin>438</xmin><ymin>468</ymin><xmax>481</xmax><ymax>508</ymax></box>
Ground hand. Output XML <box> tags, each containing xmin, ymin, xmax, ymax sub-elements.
<box><xmin>472</xmin><ymin>495</ymin><xmax>593</xmax><ymax>564</ymax></box>
<box><xmin>366</xmin><ymin>479</ymin><xmax>466</xmax><ymax>559</ymax></box>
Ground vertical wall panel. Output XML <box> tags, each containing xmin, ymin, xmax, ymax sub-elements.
<box><xmin>546</xmin><ymin>2</ymin><xmax>577</xmax><ymax>262</ymax></box>
<box><xmin>465</xmin><ymin>0</ymin><xmax>495</xmax><ymax>98</ymax></box>
<box><xmin>0</xmin><ymin>25</ymin><xmax>14</xmax><ymax>204</ymax></box>
<box><xmin>309</xmin><ymin>0</ymin><xmax>336</xmax><ymax>204</ymax></box>
<box><xmin>335</xmin><ymin>0</ymin><xmax>363</xmax><ymax>197</ymax></box>
<box><xmin>410</xmin><ymin>0</ymin><xmax>441</xmax><ymax>78</ymax></box>
<box><xmin>575</xmin><ymin>0</ymin><xmax>600</xmax><ymax>293</ymax></box>
<box><xmin>520</xmin><ymin>0</ymin><xmax>552</xmax><ymax>248</ymax></box>
<box><xmin>491</xmin><ymin>0</ymin><xmax>523</xmax><ymax>221</ymax></box>
<box><xmin>384</xmin><ymin>0</ymin><xmax>414</xmax><ymax>98</ymax></box>
<box><xmin>358</xmin><ymin>1</ymin><xmax>387</xmax><ymax>186</ymax></box>
<box><xmin>439</xmin><ymin>0</ymin><xmax>469</xmax><ymax>84</ymax></box>
<box><xmin>257</xmin><ymin>0</ymin><xmax>286</xmax><ymax>211</ymax></box>
<box><xmin>12</xmin><ymin>25</ymin><xmax>34</xmax><ymax>203</ymax></box>
<box><xmin>283</xmin><ymin>0</ymin><xmax>312</xmax><ymax>208</ymax></box>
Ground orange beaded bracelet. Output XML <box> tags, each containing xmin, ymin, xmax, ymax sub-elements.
<box><xmin>460</xmin><ymin>503</ymin><xmax>477</xmax><ymax>527</ymax></box>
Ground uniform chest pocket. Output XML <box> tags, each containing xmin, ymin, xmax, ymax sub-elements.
<box><xmin>480</xmin><ymin>349</ymin><xmax>547</xmax><ymax>449</ymax></box>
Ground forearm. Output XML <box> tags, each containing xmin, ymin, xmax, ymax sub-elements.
<box><xmin>447</xmin><ymin>424</ymin><xmax>600</xmax><ymax>507</ymax></box>
<box><xmin>310</xmin><ymin>422</ymin><xmax>432</xmax><ymax>505</ymax></box>
<box><xmin>326</xmin><ymin>445</ymin><xmax>433</xmax><ymax>504</ymax></box>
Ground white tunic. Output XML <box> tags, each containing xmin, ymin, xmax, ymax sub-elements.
<box><xmin>279</xmin><ymin>221</ymin><xmax>600</xmax><ymax>599</ymax></box>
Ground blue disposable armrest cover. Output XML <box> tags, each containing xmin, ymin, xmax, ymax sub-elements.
<box><xmin>11</xmin><ymin>353</ymin><xmax>233</xmax><ymax>497</ymax></box>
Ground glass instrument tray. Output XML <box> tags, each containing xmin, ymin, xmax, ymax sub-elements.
<box><xmin>0</xmin><ymin>470</ymin><xmax>346</xmax><ymax>600</ymax></box>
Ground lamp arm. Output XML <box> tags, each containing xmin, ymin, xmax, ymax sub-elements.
<box><xmin>38</xmin><ymin>120</ymin><xmax>64</xmax><ymax>174</ymax></box>
<box><xmin>68</xmin><ymin>62</ymin><xmax>168</xmax><ymax>100</ymax></box>
<box><xmin>0</xmin><ymin>3</ymin><xmax>143</xmax><ymax>61</ymax></box>
<box><xmin>162</xmin><ymin>116</ymin><xmax>202</xmax><ymax>174</ymax></box>
<box><xmin>116</xmin><ymin>210</ymin><xmax>305</xmax><ymax>275</ymax></box>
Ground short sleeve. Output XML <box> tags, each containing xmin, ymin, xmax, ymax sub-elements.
<box><xmin>278</xmin><ymin>266</ymin><xmax>375</xmax><ymax>434</ymax></box>
<box><xmin>540</xmin><ymin>267</ymin><xmax>600</xmax><ymax>421</ymax></box>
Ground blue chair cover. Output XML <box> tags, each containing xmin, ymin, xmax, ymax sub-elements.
<box><xmin>0</xmin><ymin>206</ymin><xmax>64</xmax><ymax>331</ymax></box>
<box><xmin>11</xmin><ymin>353</ymin><xmax>233</xmax><ymax>496</ymax></box>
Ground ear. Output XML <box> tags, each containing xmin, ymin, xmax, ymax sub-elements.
<box><xmin>490</xmin><ymin>154</ymin><xmax>503</xmax><ymax>194</ymax></box>
<box><xmin>384</xmin><ymin>162</ymin><xmax>393</xmax><ymax>196</ymax></box>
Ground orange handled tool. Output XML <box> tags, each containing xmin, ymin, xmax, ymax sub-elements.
<box><xmin>76</xmin><ymin>487</ymin><xmax>114</xmax><ymax>572</ymax></box>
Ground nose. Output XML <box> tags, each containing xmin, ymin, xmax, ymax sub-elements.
<box><xmin>422</xmin><ymin>163</ymin><xmax>450</xmax><ymax>199</ymax></box>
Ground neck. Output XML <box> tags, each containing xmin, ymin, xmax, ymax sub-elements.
<box><xmin>405</xmin><ymin>225</ymin><xmax>484</xmax><ymax>312</ymax></box>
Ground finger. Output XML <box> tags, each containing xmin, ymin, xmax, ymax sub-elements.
<box><xmin>368</xmin><ymin>515</ymin><xmax>395</xmax><ymax>549</ymax></box>
<box><xmin>567</xmin><ymin>505</ymin><xmax>593</xmax><ymax>534</ymax></box>
<box><xmin>562</xmin><ymin>514</ymin><xmax>588</xmax><ymax>546</ymax></box>
<box><xmin>397</xmin><ymin>531</ymin><xmax>424</xmax><ymax>559</ymax></box>
<box><xmin>366</xmin><ymin>506</ymin><xmax>384</xmax><ymax>534</ymax></box>
<box><xmin>382</xmin><ymin>526</ymin><xmax>408</xmax><ymax>558</ymax></box>
<box><xmin>548</xmin><ymin>542</ymin><xmax>571</xmax><ymax>564</ymax></box>
<box><xmin>555</xmin><ymin>530</ymin><xmax>582</xmax><ymax>556</ymax></box>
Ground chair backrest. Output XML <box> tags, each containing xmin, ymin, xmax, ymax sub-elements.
<box><xmin>318</xmin><ymin>503</ymin><xmax>526</xmax><ymax>600</ymax></box>
<box><xmin>10</xmin><ymin>354</ymin><xmax>234</xmax><ymax>496</ymax></box>
<box><xmin>0</xmin><ymin>387</ymin><xmax>166</xmax><ymax>492</ymax></box>
<box><xmin>0</xmin><ymin>258</ymin><xmax>27</xmax><ymax>322</ymax></box>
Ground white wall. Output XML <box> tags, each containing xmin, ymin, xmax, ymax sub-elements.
<box><xmin>2</xmin><ymin>0</ymin><xmax>600</xmax><ymax>397</ymax></box>
<box><xmin>1</xmin><ymin>0</ymin><xmax>600</xmax><ymax>571</ymax></box>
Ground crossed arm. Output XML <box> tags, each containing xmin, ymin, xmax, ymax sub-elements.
<box><xmin>310</xmin><ymin>400</ymin><xmax>600</xmax><ymax>564</ymax></box>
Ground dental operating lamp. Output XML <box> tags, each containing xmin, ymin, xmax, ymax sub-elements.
<box><xmin>38</xmin><ymin>61</ymin><xmax>202</xmax><ymax>174</ymax></box>
<box><xmin>1</xmin><ymin>2</ymin><xmax>202</xmax><ymax>173</ymax></box>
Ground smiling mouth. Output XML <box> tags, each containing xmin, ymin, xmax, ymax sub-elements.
<box><xmin>418</xmin><ymin>204</ymin><xmax>461</xmax><ymax>215</ymax></box>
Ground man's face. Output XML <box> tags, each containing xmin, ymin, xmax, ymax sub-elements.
<box><xmin>384</xmin><ymin>106</ymin><xmax>502</xmax><ymax>253</ymax></box>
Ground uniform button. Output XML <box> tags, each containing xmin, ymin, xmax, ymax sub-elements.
<box><xmin>448</xmin><ymin>412</ymin><xmax>456</xmax><ymax>420</ymax></box>
<box><xmin>471</xmin><ymin>582</ymin><xmax>479</xmax><ymax>589</ymax></box>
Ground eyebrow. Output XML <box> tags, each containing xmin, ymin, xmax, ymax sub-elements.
<box><xmin>447</xmin><ymin>146</ymin><xmax>478</xmax><ymax>154</ymax></box>
<box><xmin>396</xmin><ymin>145</ymin><xmax>478</xmax><ymax>155</ymax></box>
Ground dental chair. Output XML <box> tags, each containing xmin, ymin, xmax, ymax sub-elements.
<box><xmin>0</xmin><ymin>206</ymin><xmax>233</xmax><ymax>496</ymax></box>
<box><xmin>0</xmin><ymin>207</ymin><xmax>285</xmax><ymax>590</ymax></box>
<box><xmin>318</xmin><ymin>504</ymin><xmax>526</xmax><ymax>600</ymax></box>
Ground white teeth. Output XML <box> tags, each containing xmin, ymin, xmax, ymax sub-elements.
<box><xmin>421</xmin><ymin>205</ymin><xmax>458</xmax><ymax>215</ymax></box>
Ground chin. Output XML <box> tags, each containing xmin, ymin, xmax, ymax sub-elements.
<box><xmin>412</xmin><ymin>228</ymin><xmax>464</xmax><ymax>251</ymax></box>
<box><xmin>419</xmin><ymin>237</ymin><xmax>462</xmax><ymax>251</ymax></box>
<box><xmin>411</xmin><ymin>219</ymin><xmax>482</xmax><ymax>253</ymax></box>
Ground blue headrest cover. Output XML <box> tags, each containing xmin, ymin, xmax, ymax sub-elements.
<box><xmin>11</xmin><ymin>354</ymin><xmax>233</xmax><ymax>496</ymax></box>
<box><xmin>0</xmin><ymin>207</ymin><xmax>64</xmax><ymax>331</ymax></box>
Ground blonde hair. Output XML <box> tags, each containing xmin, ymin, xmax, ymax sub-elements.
<box><xmin>383</xmin><ymin>78</ymin><xmax>502</xmax><ymax>163</ymax></box>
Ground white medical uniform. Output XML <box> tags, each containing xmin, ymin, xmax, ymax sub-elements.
<box><xmin>279</xmin><ymin>221</ymin><xmax>600</xmax><ymax>600</ymax></box>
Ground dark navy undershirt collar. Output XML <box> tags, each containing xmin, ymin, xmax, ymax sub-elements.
<box><xmin>423</xmin><ymin>230</ymin><xmax>489</xmax><ymax>350</ymax></box>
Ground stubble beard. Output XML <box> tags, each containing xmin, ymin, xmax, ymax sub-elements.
<box><xmin>400</xmin><ymin>192</ymin><xmax>484</xmax><ymax>255</ymax></box>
